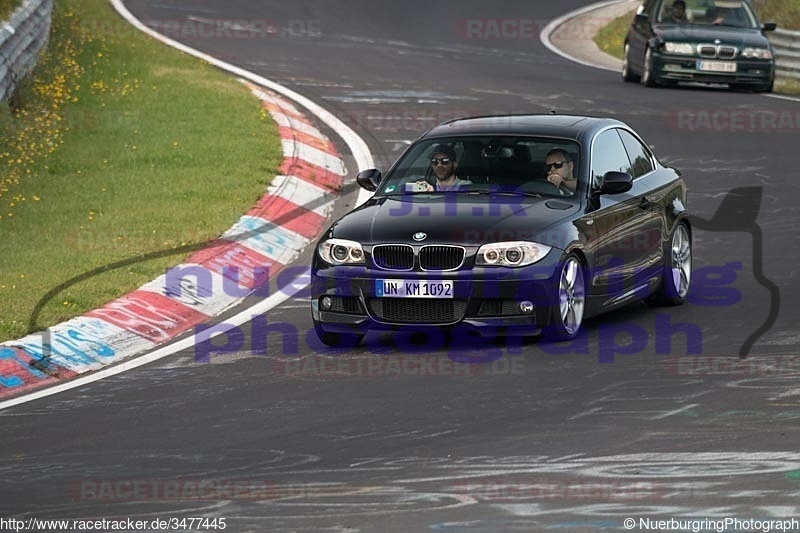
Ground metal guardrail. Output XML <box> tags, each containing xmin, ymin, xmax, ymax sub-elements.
<box><xmin>771</xmin><ymin>28</ymin><xmax>800</xmax><ymax>81</ymax></box>
<box><xmin>0</xmin><ymin>0</ymin><xmax>53</xmax><ymax>104</ymax></box>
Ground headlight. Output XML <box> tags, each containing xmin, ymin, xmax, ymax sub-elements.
<box><xmin>475</xmin><ymin>241</ymin><xmax>551</xmax><ymax>267</ymax></box>
<box><xmin>741</xmin><ymin>47</ymin><xmax>773</xmax><ymax>59</ymax></box>
<box><xmin>663</xmin><ymin>42</ymin><xmax>694</xmax><ymax>55</ymax></box>
<box><xmin>318</xmin><ymin>238</ymin><xmax>365</xmax><ymax>265</ymax></box>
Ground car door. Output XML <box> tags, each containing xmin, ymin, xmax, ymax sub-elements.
<box><xmin>615</xmin><ymin>127</ymin><xmax>665</xmax><ymax>274</ymax></box>
<box><xmin>582</xmin><ymin>128</ymin><xmax>656</xmax><ymax>308</ymax></box>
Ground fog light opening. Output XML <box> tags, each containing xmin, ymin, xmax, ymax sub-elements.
<box><xmin>519</xmin><ymin>301</ymin><xmax>534</xmax><ymax>314</ymax></box>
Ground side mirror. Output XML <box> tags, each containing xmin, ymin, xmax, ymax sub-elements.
<box><xmin>598</xmin><ymin>171</ymin><xmax>634</xmax><ymax>195</ymax></box>
<box><xmin>634</xmin><ymin>12</ymin><xmax>649</xmax><ymax>24</ymax></box>
<box><xmin>762</xmin><ymin>22</ymin><xmax>777</xmax><ymax>32</ymax></box>
<box><xmin>356</xmin><ymin>169</ymin><xmax>382</xmax><ymax>192</ymax></box>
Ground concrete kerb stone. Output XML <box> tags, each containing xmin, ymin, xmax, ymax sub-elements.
<box><xmin>0</xmin><ymin>81</ymin><xmax>346</xmax><ymax>400</ymax></box>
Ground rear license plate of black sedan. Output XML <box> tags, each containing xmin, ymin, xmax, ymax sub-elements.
<box><xmin>375</xmin><ymin>279</ymin><xmax>454</xmax><ymax>298</ymax></box>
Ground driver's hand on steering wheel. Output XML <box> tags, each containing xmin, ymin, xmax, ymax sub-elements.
<box><xmin>413</xmin><ymin>180</ymin><xmax>434</xmax><ymax>192</ymax></box>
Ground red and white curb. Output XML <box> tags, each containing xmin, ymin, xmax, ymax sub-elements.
<box><xmin>0</xmin><ymin>84</ymin><xmax>345</xmax><ymax>401</ymax></box>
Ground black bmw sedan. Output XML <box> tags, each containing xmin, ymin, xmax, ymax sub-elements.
<box><xmin>311</xmin><ymin>115</ymin><xmax>692</xmax><ymax>347</ymax></box>
<box><xmin>623</xmin><ymin>0</ymin><xmax>776</xmax><ymax>91</ymax></box>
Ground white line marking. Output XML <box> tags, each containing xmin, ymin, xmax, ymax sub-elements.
<box><xmin>568</xmin><ymin>407</ymin><xmax>603</xmax><ymax>420</ymax></box>
<box><xmin>765</xmin><ymin>93</ymin><xmax>800</xmax><ymax>103</ymax></box>
<box><xmin>650</xmin><ymin>403</ymin><xmax>699</xmax><ymax>420</ymax></box>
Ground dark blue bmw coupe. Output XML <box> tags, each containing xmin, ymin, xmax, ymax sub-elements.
<box><xmin>311</xmin><ymin>115</ymin><xmax>692</xmax><ymax>347</ymax></box>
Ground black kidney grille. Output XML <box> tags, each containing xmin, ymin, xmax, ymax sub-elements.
<box><xmin>420</xmin><ymin>246</ymin><xmax>465</xmax><ymax>270</ymax></box>
<box><xmin>698</xmin><ymin>45</ymin><xmax>717</xmax><ymax>57</ymax></box>
<box><xmin>368</xmin><ymin>298</ymin><xmax>467</xmax><ymax>323</ymax></box>
<box><xmin>372</xmin><ymin>245</ymin><xmax>414</xmax><ymax>270</ymax></box>
<box><xmin>718</xmin><ymin>46</ymin><xmax>737</xmax><ymax>59</ymax></box>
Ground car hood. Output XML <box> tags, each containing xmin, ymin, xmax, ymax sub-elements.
<box><xmin>654</xmin><ymin>24</ymin><xmax>771</xmax><ymax>48</ymax></box>
<box><xmin>326</xmin><ymin>195</ymin><xmax>581</xmax><ymax>249</ymax></box>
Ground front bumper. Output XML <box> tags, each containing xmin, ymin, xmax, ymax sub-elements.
<box><xmin>311</xmin><ymin>253</ymin><xmax>565</xmax><ymax>338</ymax></box>
<box><xmin>653</xmin><ymin>52</ymin><xmax>774</xmax><ymax>86</ymax></box>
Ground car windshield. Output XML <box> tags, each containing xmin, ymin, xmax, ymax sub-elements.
<box><xmin>377</xmin><ymin>136</ymin><xmax>582</xmax><ymax>198</ymax></box>
<box><xmin>657</xmin><ymin>0</ymin><xmax>759</xmax><ymax>28</ymax></box>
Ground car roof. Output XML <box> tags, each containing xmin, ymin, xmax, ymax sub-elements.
<box><xmin>421</xmin><ymin>114</ymin><xmax>630</xmax><ymax>143</ymax></box>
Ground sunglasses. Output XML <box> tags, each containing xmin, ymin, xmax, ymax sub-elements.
<box><xmin>545</xmin><ymin>161</ymin><xmax>568</xmax><ymax>170</ymax></box>
<box><xmin>431</xmin><ymin>157</ymin><xmax>452</xmax><ymax>166</ymax></box>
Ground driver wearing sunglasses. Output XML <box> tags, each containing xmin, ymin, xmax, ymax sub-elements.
<box><xmin>544</xmin><ymin>148</ymin><xmax>577</xmax><ymax>194</ymax></box>
<box><xmin>415</xmin><ymin>145</ymin><xmax>471</xmax><ymax>191</ymax></box>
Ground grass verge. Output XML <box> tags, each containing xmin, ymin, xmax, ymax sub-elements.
<box><xmin>0</xmin><ymin>0</ymin><xmax>21</xmax><ymax>22</ymax></box>
<box><xmin>593</xmin><ymin>8</ymin><xmax>800</xmax><ymax>96</ymax></box>
<box><xmin>754</xmin><ymin>0</ymin><xmax>800</xmax><ymax>30</ymax></box>
<box><xmin>594</xmin><ymin>10</ymin><xmax>630</xmax><ymax>60</ymax></box>
<box><xmin>0</xmin><ymin>0</ymin><xmax>282</xmax><ymax>340</ymax></box>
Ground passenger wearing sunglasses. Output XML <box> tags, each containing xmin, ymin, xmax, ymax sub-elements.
<box><xmin>415</xmin><ymin>145</ymin><xmax>471</xmax><ymax>191</ymax></box>
<box><xmin>544</xmin><ymin>148</ymin><xmax>577</xmax><ymax>194</ymax></box>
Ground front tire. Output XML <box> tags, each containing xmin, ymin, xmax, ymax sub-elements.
<box><xmin>641</xmin><ymin>46</ymin><xmax>657</xmax><ymax>87</ymax></box>
<box><xmin>649</xmin><ymin>223</ymin><xmax>692</xmax><ymax>306</ymax></box>
<box><xmin>622</xmin><ymin>43</ymin><xmax>640</xmax><ymax>83</ymax></box>
<box><xmin>544</xmin><ymin>254</ymin><xmax>586</xmax><ymax>340</ymax></box>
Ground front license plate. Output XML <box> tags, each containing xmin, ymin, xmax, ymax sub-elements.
<box><xmin>697</xmin><ymin>60</ymin><xmax>737</xmax><ymax>73</ymax></box>
<box><xmin>375</xmin><ymin>279</ymin><xmax>454</xmax><ymax>298</ymax></box>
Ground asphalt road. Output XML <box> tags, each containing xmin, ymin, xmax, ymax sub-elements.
<box><xmin>3</xmin><ymin>1</ymin><xmax>800</xmax><ymax>531</ymax></box>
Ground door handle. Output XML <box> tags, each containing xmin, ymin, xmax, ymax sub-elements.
<box><xmin>639</xmin><ymin>197</ymin><xmax>651</xmax><ymax>210</ymax></box>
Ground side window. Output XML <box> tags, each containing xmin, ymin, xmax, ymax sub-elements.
<box><xmin>590</xmin><ymin>130</ymin><xmax>632</xmax><ymax>188</ymax></box>
<box><xmin>617</xmin><ymin>128</ymin><xmax>655</xmax><ymax>178</ymax></box>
